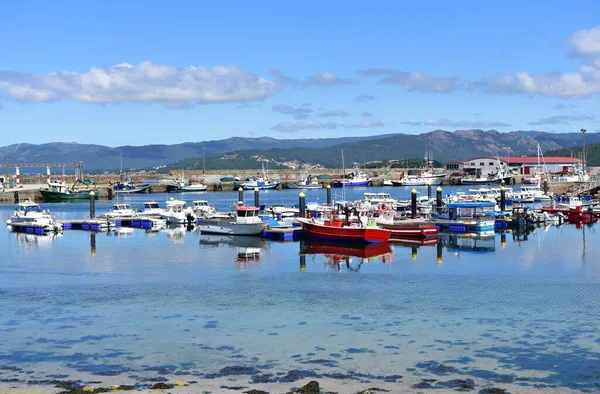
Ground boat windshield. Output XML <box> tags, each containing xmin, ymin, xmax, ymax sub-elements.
<box><xmin>194</xmin><ymin>201</ymin><xmax>208</xmax><ymax>207</ymax></box>
<box><xmin>21</xmin><ymin>205</ymin><xmax>42</xmax><ymax>214</ymax></box>
<box><xmin>145</xmin><ymin>202</ymin><xmax>159</xmax><ymax>209</ymax></box>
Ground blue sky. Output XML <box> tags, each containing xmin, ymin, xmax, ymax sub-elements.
<box><xmin>1</xmin><ymin>0</ymin><xmax>599</xmax><ymax>146</ymax></box>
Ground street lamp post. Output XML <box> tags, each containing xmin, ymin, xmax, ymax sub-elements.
<box><xmin>581</xmin><ymin>128</ymin><xmax>587</xmax><ymax>171</ymax></box>
<box><xmin>202</xmin><ymin>147</ymin><xmax>206</xmax><ymax>175</ymax></box>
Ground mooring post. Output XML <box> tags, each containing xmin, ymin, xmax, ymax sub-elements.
<box><xmin>254</xmin><ymin>187</ymin><xmax>259</xmax><ymax>208</ymax></box>
<box><xmin>238</xmin><ymin>187</ymin><xmax>244</xmax><ymax>203</ymax></box>
<box><xmin>437</xmin><ymin>241</ymin><xmax>443</xmax><ymax>264</ymax></box>
<box><xmin>326</xmin><ymin>184</ymin><xmax>332</xmax><ymax>205</ymax></box>
<box><xmin>89</xmin><ymin>190</ymin><xmax>96</xmax><ymax>219</ymax></box>
<box><xmin>90</xmin><ymin>233</ymin><xmax>96</xmax><ymax>256</ymax></box>
<box><xmin>299</xmin><ymin>192</ymin><xmax>306</xmax><ymax>218</ymax></box>
<box><xmin>427</xmin><ymin>182</ymin><xmax>432</xmax><ymax>200</ymax></box>
<box><xmin>543</xmin><ymin>179</ymin><xmax>549</xmax><ymax>195</ymax></box>
<box><xmin>411</xmin><ymin>188</ymin><xmax>417</xmax><ymax>219</ymax></box>
<box><xmin>436</xmin><ymin>186</ymin><xmax>442</xmax><ymax>213</ymax></box>
<box><xmin>500</xmin><ymin>186</ymin><xmax>506</xmax><ymax>212</ymax></box>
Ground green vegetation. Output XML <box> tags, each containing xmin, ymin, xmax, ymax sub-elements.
<box><xmin>544</xmin><ymin>143</ymin><xmax>600</xmax><ymax>166</ymax></box>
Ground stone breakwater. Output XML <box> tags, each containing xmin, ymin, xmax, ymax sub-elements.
<box><xmin>0</xmin><ymin>178</ymin><xmax>592</xmax><ymax>204</ymax></box>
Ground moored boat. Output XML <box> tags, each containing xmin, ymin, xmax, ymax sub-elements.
<box><xmin>114</xmin><ymin>182</ymin><xmax>150</xmax><ymax>194</ymax></box>
<box><xmin>198</xmin><ymin>204</ymin><xmax>268</xmax><ymax>235</ymax></box>
<box><xmin>6</xmin><ymin>200</ymin><xmax>63</xmax><ymax>233</ymax></box>
<box><xmin>160</xmin><ymin>198</ymin><xmax>197</xmax><ymax>224</ymax></box>
<box><xmin>39</xmin><ymin>182</ymin><xmax>96</xmax><ymax>202</ymax></box>
<box><xmin>297</xmin><ymin>217</ymin><xmax>390</xmax><ymax>244</ymax></box>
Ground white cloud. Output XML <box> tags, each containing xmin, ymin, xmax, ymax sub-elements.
<box><xmin>270</xmin><ymin>120</ymin><xmax>336</xmax><ymax>133</ymax></box>
<box><xmin>0</xmin><ymin>62</ymin><xmax>280</xmax><ymax>106</ymax></box>
<box><xmin>350</xmin><ymin>120</ymin><xmax>384</xmax><ymax>128</ymax></box>
<box><xmin>362</xmin><ymin>112</ymin><xmax>373</xmax><ymax>117</ymax></box>
<box><xmin>472</xmin><ymin>25</ymin><xmax>600</xmax><ymax>98</ymax></box>
<box><xmin>401</xmin><ymin>119</ymin><xmax>511</xmax><ymax>128</ymax></box>
<box><xmin>0</xmin><ymin>103</ymin><xmax>3</xmax><ymax>112</ymax></box>
<box><xmin>317</xmin><ymin>109</ymin><xmax>349</xmax><ymax>117</ymax></box>
<box><xmin>358</xmin><ymin>68</ymin><xmax>461</xmax><ymax>92</ymax></box>
<box><xmin>305</xmin><ymin>72</ymin><xmax>351</xmax><ymax>86</ymax></box>
<box><xmin>354</xmin><ymin>93</ymin><xmax>376</xmax><ymax>102</ymax></box>
<box><xmin>565</xmin><ymin>26</ymin><xmax>600</xmax><ymax>56</ymax></box>
<box><xmin>272</xmin><ymin>104</ymin><xmax>313</xmax><ymax>119</ymax></box>
<box><xmin>527</xmin><ymin>114</ymin><xmax>593</xmax><ymax>125</ymax></box>
<box><xmin>270</xmin><ymin>118</ymin><xmax>385</xmax><ymax>133</ymax></box>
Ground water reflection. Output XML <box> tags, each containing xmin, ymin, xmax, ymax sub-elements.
<box><xmin>11</xmin><ymin>231</ymin><xmax>63</xmax><ymax>250</ymax></box>
<box><xmin>161</xmin><ymin>223</ymin><xmax>195</xmax><ymax>243</ymax></box>
<box><xmin>438</xmin><ymin>231</ymin><xmax>496</xmax><ymax>254</ymax></box>
<box><xmin>299</xmin><ymin>239</ymin><xmax>393</xmax><ymax>271</ymax></box>
<box><xmin>200</xmin><ymin>234</ymin><xmax>269</xmax><ymax>268</ymax></box>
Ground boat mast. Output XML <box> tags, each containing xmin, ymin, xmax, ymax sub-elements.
<box><xmin>341</xmin><ymin>149</ymin><xmax>346</xmax><ymax>201</ymax></box>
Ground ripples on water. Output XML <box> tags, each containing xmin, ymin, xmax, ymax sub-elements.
<box><xmin>1</xmin><ymin>188</ymin><xmax>599</xmax><ymax>392</ymax></box>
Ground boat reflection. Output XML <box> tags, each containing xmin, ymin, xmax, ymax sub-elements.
<box><xmin>160</xmin><ymin>223</ymin><xmax>195</xmax><ymax>243</ymax></box>
<box><xmin>12</xmin><ymin>231</ymin><xmax>63</xmax><ymax>250</ymax></box>
<box><xmin>299</xmin><ymin>239</ymin><xmax>393</xmax><ymax>271</ymax></box>
<box><xmin>438</xmin><ymin>231</ymin><xmax>496</xmax><ymax>254</ymax></box>
<box><xmin>200</xmin><ymin>234</ymin><xmax>269</xmax><ymax>269</ymax></box>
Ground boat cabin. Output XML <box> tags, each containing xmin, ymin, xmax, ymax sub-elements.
<box><xmin>234</xmin><ymin>205</ymin><xmax>262</xmax><ymax>224</ymax></box>
<box><xmin>15</xmin><ymin>201</ymin><xmax>43</xmax><ymax>216</ymax></box>
<box><xmin>113</xmin><ymin>203</ymin><xmax>134</xmax><ymax>212</ymax></box>
<box><xmin>438</xmin><ymin>202</ymin><xmax>496</xmax><ymax>221</ymax></box>
<box><xmin>165</xmin><ymin>199</ymin><xmax>189</xmax><ymax>212</ymax></box>
<box><xmin>143</xmin><ymin>201</ymin><xmax>160</xmax><ymax>210</ymax></box>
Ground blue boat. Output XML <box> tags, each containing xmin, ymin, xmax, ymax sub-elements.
<box><xmin>113</xmin><ymin>182</ymin><xmax>150</xmax><ymax>194</ymax></box>
<box><xmin>331</xmin><ymin>171</ymin><xmax>371</xmax><ymax>188</ymax></box>
<box><xmin>434</xmin><ymin>201</ymin><xmax>497</xmax><ymax>232</ymax></box>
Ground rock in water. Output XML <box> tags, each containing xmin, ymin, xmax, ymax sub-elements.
<box><xmin>287</xmin><ymin>380</ymin><xmax>320</xmax><ymax>394</ymax></box>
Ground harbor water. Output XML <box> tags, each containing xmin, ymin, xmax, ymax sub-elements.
<box><xmin>1</xmin><ymin>187</ymin><xmax>599</xmax><ymax>393</ymax></box>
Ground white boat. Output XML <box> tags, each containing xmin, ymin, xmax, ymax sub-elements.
<box><xmin>160</xmin><ymin>198</ymin><xmax>197</xmax><ymax>224</ymax></box>
<box><xmin>392</xmin><ymin>170</ymin><xmax>445</xmax><ymax>186</ymax></box>
<box><xmin>360</xmin><ymin>192</ymin><xmax>400</xmax><ymax>210</ymax></box>
<box><xmin>166</xmin><ymin>172</ymin><xmax>208</xmax><ymax>192</ymax></box>
<box><xmin>287</xmin><ymin>175</ymin><xmax>323</xmax><ymax>189</ymax></box>
<box><xmin>382</xmin><ymin>179</ymin><xmax>393</xmax><ymax>186</ymax></box>
<box><xmin>193</xmin><ymin>200</ymin><xmax>216</xmax><ymax>217</ymax></box>
<box><xmin>198</xmin><ymin>204</ymin><xmax>268</xmax><ymax>235</ymax></box>
<box><xmin>101</xmin><ymin>202</ymin><xmax>138</xmax><ymax>219</ymax></box>
<box><xmin>6</xmin><ymin>200</ymin><xmax>63</xmax><ymax>232</ymax></box>
<box><xmin>265</xmin><ymin>204</ymin><xmax>300</xmax><ymax>217</ymax></box>
<box><xmin>138</xmin><ymin>200</ymin><xmax>165</xmax><ymax>218</ymax></box>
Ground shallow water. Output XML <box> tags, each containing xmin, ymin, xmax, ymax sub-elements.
<box><xmin>1</xmin><ymin>187</ymin><xmax>599</xmax><ymax>392</ymax></box>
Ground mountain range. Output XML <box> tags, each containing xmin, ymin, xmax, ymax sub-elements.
<box><xmin>2</xmin><ymin>130</ymin><xmax>598</xmax><ymax>172</ymax></box>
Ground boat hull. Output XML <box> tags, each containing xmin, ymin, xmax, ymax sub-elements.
<box><xmin>199</xmin><ymin>220</ymin><xmax>268</xmax><ymax>235</ymax></box>
<box><xmin>287</xmin><ymin>183</ymin><xmax>323</xmax><ymax>189</ymax></box>
<box><xmin>392</xmin><ymin>176</ymin><xmax>445</xmax><ymax>186</ymax></box>
<box><xmin>114</xmin><ymin>185</ymin><xmax>150</xmax><ymax>194</ymax></box>
<box><xmin>234</xmin><ymin>183</ymin><xmax>279</xmax><ymax>190</ymax></box>
<box><xmin>331</xmin><ymin>180</ymin><xmax>370</xmax><ymax>188</ymax></box>
<box><xmin>297</xmin><ymin>218</ymin><xmax>390</xmax><ymax>243</ymax></box>
<box><xmin>380</xmin><ymin>222</ymin><xmax>439</xmax><ymax>238</ymax></box>
<box><xmin>39</xmin><ymin>189</ymin><xmax>93</xmax><ymax>202</ymax></box>
<box><xmin>166</xmin><ymin>184</ymin><xmax>208</xmax><ymax>192</ymax></box>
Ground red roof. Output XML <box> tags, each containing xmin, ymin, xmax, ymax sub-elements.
<box><xmin>498</xmin><ymin>156</ymin><xmax>582</xmax><ymax>164</ymax></box>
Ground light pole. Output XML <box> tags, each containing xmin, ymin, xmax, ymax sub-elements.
<box><xmin>581</xmin><ymin>128</ymin><xmax>586</xmax><ymax>171</ymax></box>
<box><xmin>202</xmin><ymin>147</ymin><xmax>206</xmax><ymax>175</ymax></box>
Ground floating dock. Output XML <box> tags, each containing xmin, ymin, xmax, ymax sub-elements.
<box><xmin>262</xmin><ymin>226</ymin><xmax>303</xmax><ymax>241</ymax></box>
<box><xmin>57</xmin><ymin>217</ymin><xmax>166</xmax><ymax>231</ymax></box>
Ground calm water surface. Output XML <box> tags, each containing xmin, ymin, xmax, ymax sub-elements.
<box><xmin>1</xmin><ymin>187</ymin><xmax>599</xmax><ymax>392</ymax></box>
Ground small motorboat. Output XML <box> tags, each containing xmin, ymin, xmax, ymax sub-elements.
<box><xmin>100</xmin><ymin>202</ymin><xmax>138</xmax><ymax>219</ymax></box>
<box><xmin>7</xmin><ymin>200</ymin><xmax>63</xmax><ymax>233</ymax></box>
<box><xmin>198</xmin><ymin>204</ymin><xmax>268</xmax><ymax>235</ymax></box>
<box><xmin>160</xmin><ymin>198</ymin><xmax>197</xmax><ymax>224</ymax></box>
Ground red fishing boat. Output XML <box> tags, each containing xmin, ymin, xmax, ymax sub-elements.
<box><xmin>297</xmin><ymin>217</ymin><xmax>391</xmax><ymax>244</ymax></box>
